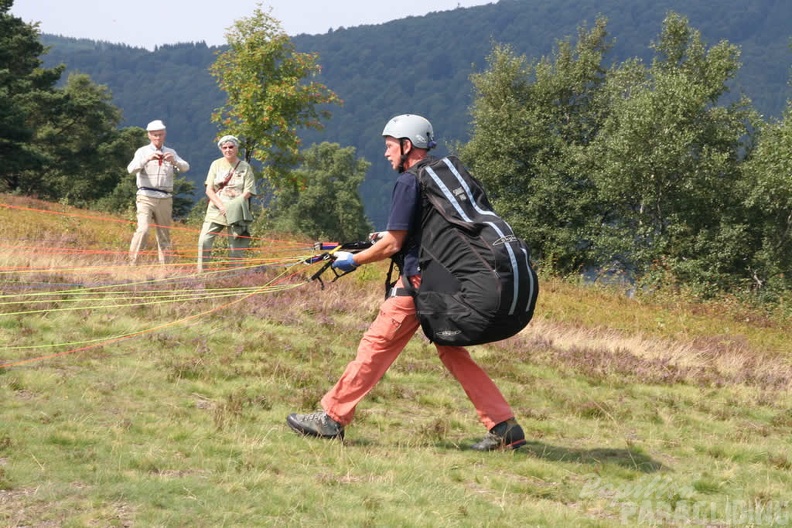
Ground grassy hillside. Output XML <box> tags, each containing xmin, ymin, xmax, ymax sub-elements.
<box><xmin>1</xmin><ymin>195</ymin><xmax>791</xmax><ymax>526</ymax></box>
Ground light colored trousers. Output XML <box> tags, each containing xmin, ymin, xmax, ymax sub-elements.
<box><xmin>197</xmin><ymin>221</ymin><xmax>251</xmax><ymax>272</ymax></box>
<box><xmin>129</xmin><ymin>195</ymin><xmax>173</xmax><ymax>264</ymax></box>
<box><xmin>321</xmin><ymin>275</ymin><xmax>515</xmax><ymax>431</ymax></box>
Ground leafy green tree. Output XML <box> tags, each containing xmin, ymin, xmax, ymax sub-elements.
<box><xmin>461</xmin><ymin>18</ymin><xmax>612</xmax><ymax>273</ymax></box>
<box><xmin>0</xmin><ymin>2</ymin><xmax>166</xmax><ymax>212</ymax></box>
<box><xmin>21</xmin><ymin>73</ymin><xmax>124</xmax><ymax>204</ymax></box>
<box><xmin>740</xmin><ymin>104</ymin><xmax>792</xmax><ymax>292</ymax></box>
<box><xmin>462</xmin><ymin>13</ymin><xmax>766</xmax><ymax>294</ymax></box>
<box><xmin>209</xmin><ymin>6</ymin><xmax>341</xmax><ymax>192</ymax></box>
<box><xmin>265</xmin><ymin>142</ymin><xmax>372</xmax><ymax>241</ymax></box>
<box><xmin>0</xmin><ymin>0</ymin><xmax>63</xmax><ymax>192</ymax></box>
<box><xmin>588</xmin><ymin>13</ymin><xmax>759</xmax><ymax>291</ymax></box>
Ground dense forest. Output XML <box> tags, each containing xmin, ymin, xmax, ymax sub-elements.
<box><xmin>36</xmin><ymin>0</ymin><xmax>792</xmax><ymax>228</ymax></box>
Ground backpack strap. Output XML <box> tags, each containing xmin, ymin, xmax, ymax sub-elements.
<box><xmin>384</xmin><ymin>258</ymin><xmax>412</xmax><ymax>299</ymax></box>
<box><xmin>399</xmin><ymin>272</ymin><xmax>416</xmax><ymax>296</ymax></box>
<box><xmin>382</xmin><ymin>157</ymin><xmax>435</xmax><ymax>300</ymax></box>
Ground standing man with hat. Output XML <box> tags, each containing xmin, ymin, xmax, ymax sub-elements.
<box><xmin>127</xmin><ymin>119</ymin><xmax>190</xmax><ymax>265</ymax></box>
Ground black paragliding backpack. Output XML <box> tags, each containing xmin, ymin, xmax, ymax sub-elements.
<box><xmin>404</xmin><ymin>155</ymin><xmax>538</xmax><ymax>346</ymax></box>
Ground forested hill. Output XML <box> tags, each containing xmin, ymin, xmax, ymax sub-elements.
<box><xmin>39</xmin><ymin>0</ymin><xmax>792</xmax><ymax>228</ymax></box>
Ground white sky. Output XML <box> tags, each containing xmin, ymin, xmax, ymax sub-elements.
<box><xmin>11</xmin><ymin>0</ymin><xmax>494</xmax><ymax>49</ymax></box>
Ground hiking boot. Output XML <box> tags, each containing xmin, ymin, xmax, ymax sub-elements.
<box><xmin>286</xmin><ymin>411</ymin><xmax>344</xmax><ymax>440</ymax></box>
<box><xmin>471</xmin><ymin>418</ymin><xmax>526</xmax><ymax>451</ymax></box>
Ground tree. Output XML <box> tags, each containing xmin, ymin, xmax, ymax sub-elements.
<box><xmin>740</xmin><ymin>103</ymin><xmax>792</xmax><ymax>292</ymax></box>
<box><xmin>461</xmin><ymin>18</ymin><xmax>612</xmax><ymax>273</ymax></box>
<box><xmin>0</xmin><ymin>0</ymin><xmax>63</xmax><ymax>192</ymax></box>
<box><xmin>462</xmin><ymin>13</ymin><xmax>766</xmax><ymax>295</ymax></box>
<box><xmin>209</xmin><ymin>6</ymin><xmax>341</xmax><ymax>192</ymax></box>
<box><xmin>0</xmin><ymin>2</ymin><xmax>157</xmax><ymax>211</ymax></box>
<box><xmin>588</xmin><ymin>13</ymin><xmax>759</xmax><ymax>291</ymax></box>
<box><xmin>22</xmin><ymin>73</ymin><xmax>124</xmax><ymax>203</ymax></box>
<box><xmin>265</xmin><ymin>142</ymin><xmax>372</xmax><ymax>241</ymax></box>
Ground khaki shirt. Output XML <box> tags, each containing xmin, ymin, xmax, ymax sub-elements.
<box><xmin>204</xmin><ymin>158</ymin><xmax>257</xmax><ymax>225</ymax></box>
<box><xmin>127</xmin><ymin>144</ymin><xmax>189</xmax><ymax>197</ymax></box>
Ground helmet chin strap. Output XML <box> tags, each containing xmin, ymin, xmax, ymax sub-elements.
<box><xmin>398</xmin><ymin>139</ymin><xmax>408</xmax><ymax>173</ymax></box>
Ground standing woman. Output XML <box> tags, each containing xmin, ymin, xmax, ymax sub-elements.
<box><xmin>197</xmin><ymin>135</ymin><xmax>257</xmax><ymax>272</ymax></box>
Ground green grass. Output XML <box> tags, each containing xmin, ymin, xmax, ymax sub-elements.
<box><xmin>1</xmin><ymin>194</ymin><xmax>791</xmax><ymax>527</ymax></box>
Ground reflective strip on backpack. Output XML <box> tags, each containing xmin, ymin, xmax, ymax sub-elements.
<box><xmin>485</xmin><ymin>220</ymin><xmax>521</xmax><ymax>315</ymax></box>
<box><xmin>425</xmin><ymin>165</ymin><xmax>476</xmax><ymax>223</ymax></box>
<box><xmin>441</xmin><ymin>158</ymin><xmax>499</xmax><ymax>218</ymax></box>
<box><xmin>425</xmin><ymin>159</ymin><xmax>522</xmax><ymax>316</ymax></box>
<box><xmin>520</xmin><ymin>247</ymin><xmax>537</xmax><ymax>313</ymax></box>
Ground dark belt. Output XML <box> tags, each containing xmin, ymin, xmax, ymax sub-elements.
<box><xmin>138</xmin><ymin>187</ymin><xmax>172</xmax><ymax>195</ymax></box>
<box><xmin>389</xmin><ymin>287</ymin><xmax>411</xmax><ymax>297</ymax></box>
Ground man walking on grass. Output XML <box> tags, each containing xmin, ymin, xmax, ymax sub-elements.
<box><xmin>287</xmin><ymin>114</ymin><xmax>527</xmax><ymax>451</ymax></box>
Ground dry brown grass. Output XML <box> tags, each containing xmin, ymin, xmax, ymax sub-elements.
<box><xmin>4</xmin><ymin>192</ymin><xmax>790</xmax><ymax>387</ymax></box>
<box><xmin>512</xmin><ymin>317</ymin><xmax>792</xmax><ymax>389</ymax></box>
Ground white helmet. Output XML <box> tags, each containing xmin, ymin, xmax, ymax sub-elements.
<box><xmin>382</xmin><ymin>114</ymin><xmax>436</xmax><ymax>150</ymax></box>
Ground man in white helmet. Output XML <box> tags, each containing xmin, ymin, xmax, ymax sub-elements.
<box><xmin>287</xmin><ymin>114</ymin><xmax>527</xmax><ymax>451</ymax></box>
<box><xmin>127</xmin><ymin>119</ymin><xmax>190</xmax><ymax>265</ymax></box>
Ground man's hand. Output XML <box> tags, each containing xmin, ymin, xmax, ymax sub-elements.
<box><xmin>331</xmin><ymin>251</ymin><xmax>358</xmax><ymax>272</ymax></box>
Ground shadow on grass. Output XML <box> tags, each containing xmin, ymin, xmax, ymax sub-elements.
<box><xmin>422</xmin><ymin>438</ymin><xmax>666</xmax><ymax>473</ymax></box>
<box><xmin>344</xmin><ymin>435</ymin><xmax>667</xmax><ymax>473</ymax></box>
<box><xmin>519</xmin><ymin>440</ymin><xmax>666</xmax><ymax>473</ymax></box>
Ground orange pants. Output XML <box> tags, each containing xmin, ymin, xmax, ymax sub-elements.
<box><xmin>321</xmin><ymin>276</ymin><xmax>514</xmax><ymax>430</ymax></box>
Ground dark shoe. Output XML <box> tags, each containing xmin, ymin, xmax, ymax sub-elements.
<box><xmin>471</xmin><ymin>418</ymin><xmax>526</xmax><ymax>451</ymax></box>
<box><xmin>286</xmin><ymin>411</ymin><xmax>344</xmax><ymax>440</ymax></box>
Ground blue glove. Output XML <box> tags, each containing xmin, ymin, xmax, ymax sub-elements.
<box><xmin>332</xmin><ymin>251</ymin><xmax>358</xmax><ymax>272</ymax></box>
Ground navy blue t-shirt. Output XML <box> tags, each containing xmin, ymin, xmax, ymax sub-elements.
<box><xmin>385</xmin><ymin>171</ymin><xmax>422</xmax><ymax>276</ymax></box>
